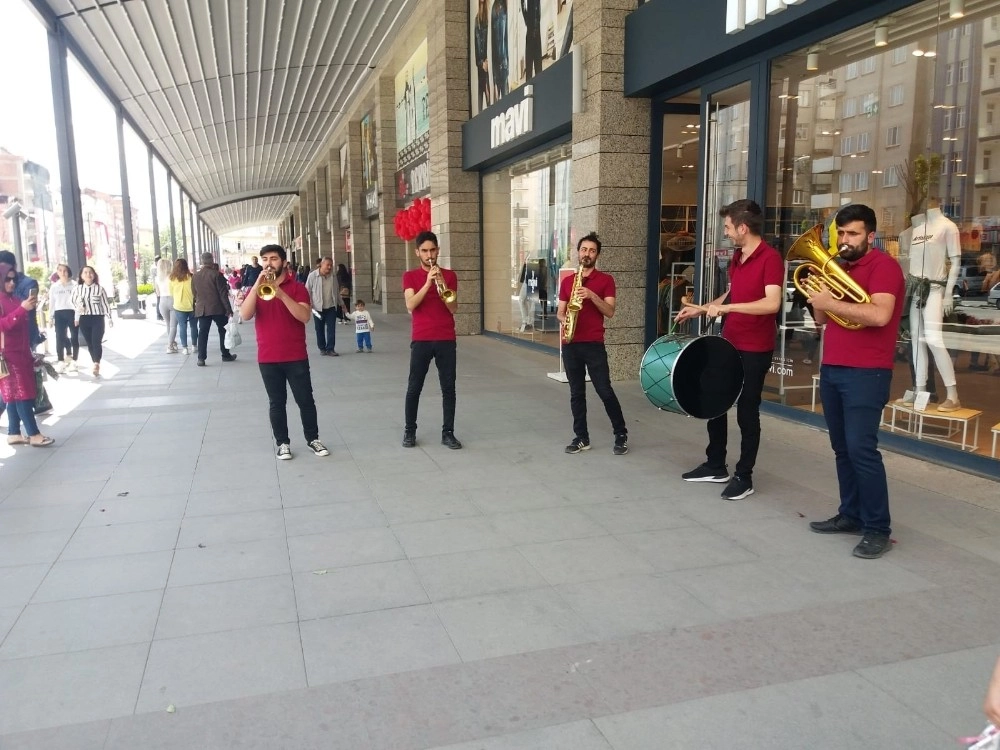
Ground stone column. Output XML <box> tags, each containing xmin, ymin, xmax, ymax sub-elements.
<box><xmin>315</xmin><ymin>166</ymin><xmax>332</xmax><ymax>261</ymax></box>
<box><xmin>347</xmin><ymin>115</ymin><xmax>376</xmax><ymax>308</ymax></box>
<box><xmin>572</xmin><ymin>0</ymin><xmax>651</xmax><ymax>379</ymax></box>
<box><xmin>326</xmin><ymin>148</ymin><xmax>341</xmax><ymax>261</ymax></box>
<box><xmin>292</xmin><ymin>202</ymin><xmax>302</xmax><ymax>254</ymax></box>
<box><xmin>301</xmin><ymin>182</ymin><xmax>315</xmax><ymax>267</ymax></box>
<box><xmin>376</xmin><ymin>74</ymin><xmax>410</xmax><ymax>314</ymax></box>
<box><xmin>426</xmin><ymin>0</ymin><xmax>480</xmax><ymax>335</ymax></box>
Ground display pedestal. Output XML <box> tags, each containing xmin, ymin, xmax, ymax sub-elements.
<box><xmin>883</xmin><ymin>402</ymin><xmax>983</xmax><ymax>452</ymax></box>
<box><xmin>991</xmin><ymin>422</ymin><xmax>1000</xmax><ymax>458</ymax></box>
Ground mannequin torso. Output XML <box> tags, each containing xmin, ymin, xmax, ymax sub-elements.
<box><xmin>903</xmin><ymin>207</ymin><xmax>960</xmax><ymax>282</ymax></box>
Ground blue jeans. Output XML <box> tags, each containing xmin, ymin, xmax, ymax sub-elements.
<box><xmin>356</xmin><ymin>332</ymin><xmax>372</xmax><ymax>350</ymax></box>
<box><xmin>7</xmin><ymin>400</ymin><xmax>40</xmax><ymax>437</ymax></box>
<box><xmin>819</xmin><ymin>364</ymin><xmax>893</xmax><ymax>535</ymax></box>
<box><xmin>173</xmin><ymin>310</ymin><xmax>197</xmax><ymax>348</ymax></box>
<box><xmin>313</xmin><ymin>307</ymin><xmax>338</xmax><ymax>352</ymax></box>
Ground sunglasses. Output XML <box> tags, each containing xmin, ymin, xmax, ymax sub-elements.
<box><xmin>4</xmin><ymin>276</ymin><xmax>16</xmax><ymax>283</ymax></box>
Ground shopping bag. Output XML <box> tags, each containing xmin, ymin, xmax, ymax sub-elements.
<box><xmin>224</xmin><ymin>319</ymin><xmax>242</xmax><ymax>349</ymax></box>
<box><xmin>34</xmin><ymin>370</ymin><xmax>53</xmax><ymax>415</ymax></box>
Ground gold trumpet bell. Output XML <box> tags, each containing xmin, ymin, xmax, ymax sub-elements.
<box><xmin>786</xmin><ymin>223</ymin><xmax>870</xmax><ymax>330</ymax></box>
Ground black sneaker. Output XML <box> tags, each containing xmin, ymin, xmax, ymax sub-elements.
<box><xmin>852</xmin><ymin>532</ymin><xmax>892</xmax><ymax>559</ymax></box>
<box><xmin>681</xmin><ymin>463</ymin><xmax>729</xmax><ymax>483</ymax></box>
<box><xmin>809</xmin><ymin>514</ymin><xmax>863</xmax><ymax>535</ymax></box>
<box><xmin>402</xmin><ymin>430</ymin><xmax>416</xmax><ymax>448</ymax></box>
<box><xmin>613</xmin><ymin>434</ymin><xmax>629</xmax><ymax>455</ymax></box>
<box><xmin>221</xmin><ymin>353</ymin><xmax>237</xmax><ymax>362</ymax></box>
<box><xmin>197</xmin><ymin>360</ymin><xmax>206</xmax><ymax>367</ymax></box>
<box><xmin>565</xmin><ymin>437</ymin><xmax>591</xmax><ymax>454</ymax></box>
<box><xmin>441</xmin><ymin>432</ymin><xmax>463</xmax><ymax>450</ymax></box>
<box><xmin>721</xmin><ymin>474</ymin><xmax>754</xmax><ymax>500</ymax></box>
<box><xmin>307</xmin><ymin>439</ymin><xmax>330</xmax><ymax>457</ymax></box>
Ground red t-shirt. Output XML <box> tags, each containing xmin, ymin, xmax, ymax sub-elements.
<box><xmin>558</xmin><ymin>268</ymin><xmax>615</xmax><ymax>344</ymax></box>
<box><xmin>723</xmin><ymin>241</ymin><xmax>783</xmax><ymax>353</ymax></box>
<box><xmin>403</xmin><ymin>267</ymin><xmax>458</xmax><ymax>341</ymax></box>
<box><xmin>822</xmin><ymin>249</ymin><xmax>905</xmax><ymax>369</ymax></box>
<box><xmin>254</xmin><ymin>273</ymin><xmax>310</xmax><ymax>363</ymax></box>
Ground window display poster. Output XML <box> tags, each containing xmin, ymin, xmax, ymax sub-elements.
<box><xmin>394</xmin><ymin>40</ymin><xmax>430</xmax><ymax>205</ymax></box>
<box><xmin>468</xmin><ymin>0</ymin><xmax>573</xmax><ymax>117</ymax></box>
<box><xmin>339</xmin><ymin>143</ymin><xmax>351</xmax><ymax>227</ymax></box>
<box><xmin>360</xmin><ymin>113</ymin><xmax>379</xmax><ymax>218</ymax></box>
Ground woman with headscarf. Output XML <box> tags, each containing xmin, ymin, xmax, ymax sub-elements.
<box><xmin>1</xmin><ymin>263</ymin><xmax>54</xmax><ymax>446</ymax></box>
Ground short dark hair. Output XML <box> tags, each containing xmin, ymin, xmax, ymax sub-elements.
<box><xmin>577</xmin><ymin>232</ymin><xmax>601</xmax><ymax>253</ymax></box>
<box><xmin>835</xmin><ymin>203</ymin><xmax>877</xmax><ymax>235</ymax></box>
<box><xmin>415</xmin><ymin>230</ymin><xmax>438</xmax><ymax>248</ymax></box>
<box><xmin>201</xmin><ymin>252</ymin><xmax>215</xmax><ymax>266</ymax></box>
<box><xmin>0</xmin><ymin>250</ymin><xmax>16</xmax><ymax>268</ymax></box>
<box><xmin>355</xmin><ymin>299</ymin><xmax>365</xmax><ymax>306</ymax></box>
<box><xmin>259</xmin><ymin>244</ymin><xmax>286</xmax><ymax>261</ymax></box>
<box><xmin>719</xmin><ymin>199</ymin><xmax>764</xmax><ymax>237</ymax></box>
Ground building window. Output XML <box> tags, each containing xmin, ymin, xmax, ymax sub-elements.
<box><xmin>796</xmin><ymin>123</ymin><xmax>809</xmax><ymax>140</ymax></box>
<box><xmin>798</xmin><ymin>90</ymin><xmax>811</xmax><ymax>107</ymax></box>
<box><xmin>843</xmin><ymin>97</ymin><xmax>857</xmax><ymax>118</ymax></box>
<box><xmin>840</xmin><ymin>173</ymin><xmax>853</xmax><ymax>192</ymax></box>
<box><xmin>982</xmin><ymin>197</ymin><xmax>990</xmax><ymax>216</ymax></box>
<box><xmin>990</xmin><ymin>58</ymin><xmax>997</xmax><ymax>78</ymax></box>
<box><xmin>861</xmin><ymin>56</ymin><xmax>877</xmax><ymax>75</ymax></box>
<box><xmin>861</xmin><ymin>93</ymin><xmax>877</xmax><ymax>116</ymax></box>
<box><xmin>888</xmin><ymin>85</ymin><xmax>905</xmax><ymax>107</ymax></box>
<box><xmin>883</xmin><ymin>165</ymin><xmax>900</xmax><ymax>187</ymax></box>
<box><xmin>856</xmin><ymin>171</ymin><xmax>870</xmax><ymax>191</ymax></box>
<box><xmin>985</xmin><ymin>150</ymin><xmax>992</xmax><ymax>171</ymax></box>
<box><xmin>948</xmin><ymin>27</ymin><xmax>959</xmax><ymax>39</ymax></box>
<box><xmin>956</xmin><ymin>106</ymin><xmax>967</xmax><ymax>129</ymax></box>
<box><xmin>793</xmin><ymin>189</ymin><xmax>805</xmax><ymax>205</ymax></box>
<box><xmin>941</xmin><ymin>156</ymin><xmax>949</xmax><ymax>175</ymax></box>
<box><xmin>950</xmin><ymin>151</ymin><xmax>963</xmax><ymax>174</ymax></box>
<box><xmin>846</xmin><ymin>62</ymin><xmax>859</xmax><ymax>79</ymax></box>
<box><xmin>841</xmin><ymin>135</ymin><xmax>855</xmax><ymax>155</ymax></box>
<box><xmin>959</xmin><ymin>59</ymin><xmax>969</xmax><ymax>84</ymax></box>
<box><xmin>943</xmin><ymin>110</ymin><xmax>953</xmax><ymax>130</ymax></box>
<box><xmin>962</xmin><ymin>22</ymin><xmax>972</xmax><ymax>35</ymax></box>
<box><xmin>948</xmin><ymin>197</ymin><xmax>961</xmax><ymax>216</ymax></box>
<box><xmin>882</xmin><ymin>208</ymin><xmax>894</xmax><ymax>227</ymax></box>
<box><xmin>858</xmin><ymin>131</ymin><xmax>871</xmax><ymax>151</ymax></box>
<box><xmin>728</xmin><ymin>132</ymin><xmax>738</xmax><ymax>150</ymax></box>
<box><xmin>892</xmin><ymin>46</ymin><xmax>908</xmax><ymax>65</ymax></box>
<box><xmin>886</xmin><ymin>125</ymin><xmax>901</xmax><ymax>146</ymax></box>
<box><xmin>988</xmin><ymin>103</ymin><xmax>995</xmax><ymax>125</ymax></box>
<box><xmin>945</xmin><ymin>63</ymin><xmax>955</xmax><ymax>86</ymax></box>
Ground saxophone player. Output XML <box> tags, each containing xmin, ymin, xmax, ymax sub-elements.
<box><xmin>557</xmin><ymin>233</ymin><xmax>629</xmax><ymax>455</ymax></box>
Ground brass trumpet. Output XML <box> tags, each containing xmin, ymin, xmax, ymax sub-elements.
<box><xmin>258</xmin><ymin>271</ymin><xmax>277</xmax><ymax>300</ymax></box>
<box><xmin>787</xmin><ymin>224</ymin><xmax>870</xmax><ymax>330</ymax></box>
<box><xmin>432</xmin><ymin>260</ymin><xmax>456</xmax><ymax>304</ymax></box>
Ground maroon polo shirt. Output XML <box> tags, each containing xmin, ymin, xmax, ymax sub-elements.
<box><xmin>402</xmin><ymin>267</ymin><xmax>458</xmax><ymax>341</ymax></box>
<box><xmin>558</xmin><ymin>268</ymin><xmax>615</xmax><ymax>344</ymax></box>
<box><xmin>822</xmin><ymin>248</ymin><xmax>905</xmax><ymax>369</ymax></box>
<box><xmin>723</xmin><ymin>240</ymin><xmax>783</xmax><ymax>353</ymax></box>
<box><xmin>254</xmin><ymin>273</ymin><xmax>310</xmax><ymax>363</ymax></box>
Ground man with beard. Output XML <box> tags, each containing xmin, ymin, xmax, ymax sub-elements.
<box><xmin>675</xmin><ymin>199</ymin><xmax>782</xmax><ymax>500</ymax></box>
<box><xmin>558</xmin><ymin>232</ymin><xmax>629</xmax><ymax>456</ymax></box>
<box><xmin>401</xmin><ymin>231</ymin><xmax>462</xmax><ymax>450</ymax></box>
<box><xmin>807</xmin><ymin>203</ymin><xmax>904</xmax><ymax>559</ymax></box>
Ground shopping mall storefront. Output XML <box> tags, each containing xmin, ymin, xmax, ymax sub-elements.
<box><xmin>627</xmin><ymin>0</ymin><xmax>1000</xmax><ymax>475</ymax></box>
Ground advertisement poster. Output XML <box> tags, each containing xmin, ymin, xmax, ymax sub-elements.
<box><xmin>339</xmin><ymin>143</ymin><xmax>351</xmax><ymax>228</ymax></box>
<box><xmin>468</xmin><ymin>0</ymin><xmax>573</xmax><ymax>117</ymax></box>
<box><xmin>394</xmin><ymin>41</ymin><xmax>431</xmax><ymax>206</ymax></box>
<box><xmin>360</xmin><ymin>113</ymin><xmax>379</xmax><ymax>218</ymax></box>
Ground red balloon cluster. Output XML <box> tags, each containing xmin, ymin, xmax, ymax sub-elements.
<box><xmin>393</xmin><ymin>197</ymin><xmax>432</xmax><ymax>241</ymax></box>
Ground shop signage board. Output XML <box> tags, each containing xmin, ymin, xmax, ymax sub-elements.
<box><xmin>394</xmin><ymin>40</ymin><xmax>431</xmax><ymax>206</ymax></box>
<box><xmin>490</xmin><ymin>86</ymin><xmax>534</xmax><ymax>149</ymax></box>
<box><xmin>360</xmin><ymin>112</ymin><xmax>379</xmax><ymax>219</ymax></box>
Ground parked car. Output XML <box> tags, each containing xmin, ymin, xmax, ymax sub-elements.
<box><xmin>953</xmin><ymin>265</ymin><xmax>988</xmax><ymax>299</ymax></box>
<box><xmin>988</xmin><ymin>282</ymin><xmax>1000</xmax><ymax>310</ymax></box>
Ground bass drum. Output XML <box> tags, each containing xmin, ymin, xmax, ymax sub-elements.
<box><xmin>640</xmin><ymin>335</ymin><xmax>744</xmax><ymax>420</ymax></box>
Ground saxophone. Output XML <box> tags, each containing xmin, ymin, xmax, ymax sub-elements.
<box><xmin>562</xmin><ymin>265</ymin><xmax>585</xmax><ymax>344</ymax></box>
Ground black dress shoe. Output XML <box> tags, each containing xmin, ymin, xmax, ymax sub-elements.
<box><xmin>441</xmin><ymin>432</ymin><xmax>463</xmax><ymax>450</ymax></box>
<box><xmin>853</xmin><ymin>532</ymin><xmax>891</xmax><ymax>559</ymax></box>
<box><xmin>221</xmin><ymin>353</ymin><xmax>237</xmax><ymax>362</ymax></box>
<box><xmin>402</xmin><ymin>430</ymin><xmax>416</xmax><ymax>448</ymax></box>
<box><xmin>809</xmin><ymin>514</ymin><xmax>862</xmax><ymax>535</ymax></box>
<box><xmin>197</xmin><ymin>360</ymin><xmax>206</xmax><ymax>367</ymax></box>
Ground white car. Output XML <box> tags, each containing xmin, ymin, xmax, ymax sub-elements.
<box><xmin>989</xmin><ymin>282</ymin><xmax>1000</xmax><ymax>310</ymax></box>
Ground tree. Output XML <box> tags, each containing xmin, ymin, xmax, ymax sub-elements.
<box><xmin>901</xmin><ymin>154</ymin><xmax>942</xmax><ymax>226</ymax></box>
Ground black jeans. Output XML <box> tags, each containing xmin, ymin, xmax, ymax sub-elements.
<box><xmin>258</xmin><ymin>360</ymin><xmax>319</xmax><ymax>446</ymax></box>
<box><xmin>405</xmin><ymin>340</ymin><xmax>457</xmax><ymax>434</ymax></box>
<box><xmin>313</xmin><ymin>307</ymin><xmax>338</xmax><ymax>352</ymax></box>
<box><xmin>197</xmin><ymin>315</ymin><xmax>231</xmax><ymax>361</ymax></box>
<box><xmin>562</xmin><ymin>342</ymin><xmax>627</xmax><ymax>441</ymax></box>
<box><xmin>78</xmin><ymin>315</ymin><xmax>105</xmax><ymax>363</ymax></box>
<box><xmin>53</xmin><ymin>309</ymin><xmax>79</xmax><ymax>361</ymax></box>
<box><xmin>705</xmin><ymin>349</ymin><xmax>772</xmax><ymax>478</ymax></box>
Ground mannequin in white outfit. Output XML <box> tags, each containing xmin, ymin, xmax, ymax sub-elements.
<box><xmin>897</xmin><ymin>204</ymin><xmax>961</xmax><ymax>411</ymax></box>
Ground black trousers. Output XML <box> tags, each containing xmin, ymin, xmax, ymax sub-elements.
<box><xmin>197</xmin><ymin>315</ymin><xmax>231</xmax><ymax>361</ymax></box>
<box><xmin>562</xmin><ymin>342</ymin><xmax>627</xmax><ymax>441</ymax></box>
<box><xmin>705</xmin><ymin>349</ymin><xmax>772</xmax><ymax>478</ymax></box>
<box><xmin>53</xmin><ymin>309</ymin><xmax>79</xmax><ymax>361</ymax></box>
<box><xmin>313</xmin><ymin>307</ymin><xmax>338</xmax><ymax>352</ymax></box>
<box><xmin>78</xmin><ymin>315</ymin><xmax>105</xmax><ymax>363</ymax></box>
<box><xmin>405</xmin><ymin>340</ymin><xmax>457</xmax><ymax>433</ymax></box>
<box><xmin>258</xmin><ymin>359</ymin><xmax>318</xmax><ymax>446</ymax></box>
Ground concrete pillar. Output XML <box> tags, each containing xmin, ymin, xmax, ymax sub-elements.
<box><xmin>572</xmin><ymin>0</ymin><xmax>651</xmax><ymax>378</ymax></box>
<box><xmin>302</xmin><ymin>183</ymin><xmax>315</xmax><ymax>267</ymax></box>
<box><xmin>347</xmin><ymin>120</ymin><xmax>376</xmax><ymax>308</ymax></box>
<box><xmin>426</xmin><ymin>0</ymin><xmax>480</xmax><ymax>335</ymax></box>
<box><xmin>373</xmin><ymin>75</ymin><xmax>408</xmax><ymax>313</ymax></box>
<box><xmin>315</xmin><ymin>166</ymin><xmax>332</xmax><ymax>261</ymax></box>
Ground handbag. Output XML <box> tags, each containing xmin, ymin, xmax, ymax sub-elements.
<box><xmin>224</xmin><ymin>319</ymin><xmax>242</xmax><ymax>350</ymax></box>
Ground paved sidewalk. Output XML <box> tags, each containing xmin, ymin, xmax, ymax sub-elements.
<box><xmin>1</xmin><ymin>312</ymin><xmax>998</xmax><ymax>749</ymax></box>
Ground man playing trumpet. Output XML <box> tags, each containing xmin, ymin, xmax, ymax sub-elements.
<box><xmin>675</xmin><ymin>199</ymin><xmax>782</xmax><ymax>501</ymax></box>
<box><xmin>240</xmin><ymin>244</ymin><xmax>330</xmax><ymax>461</ymax></box>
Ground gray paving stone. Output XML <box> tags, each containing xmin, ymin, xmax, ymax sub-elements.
<box><xmin>425</xmin><ymin>720</ymin><xmax>613</xmax><ymax>750</ymax></box>
<box><xmin>176</xmin><ymin>508</ymin><xmax>285</xmax><ymax>547</ymax></box>
<box><xmin>79</xmin><ymin>494</ymin><xmax>189</xmax><ymax>527</ymax></box>
<box><xmin>60</xmin><ymin>519</ymin><xmax>181</xmax><ymax>560</ymax></box>
<box><xmin>0</xmin><ymin>720</ymin><xmax>111</xmax><ymax>750</ymax></box>
<box><xmin>293</xmin><ymin>559</ymin><xmax>428</xmax><ymax>620</ymax></box>
<box><xmin>32</xmin><ymin>551</ymin><xmax>173</xmax><ymax>603</ymax></box>
<box><xmin>616</xmin><ymin>525</ymin><xmax>761</xmax><ymax>572</ymax></box>
<box><xmin>487</xmin><ymin>507</ymin><xmax>606</xmax><ymax>545</ymax></box>
<box><xmin>287</xmin><ymin>526</ymin><xmax>404</xmax><ymax>572</ymax></box>
<box><xmin>578</xmin><ymin>499</ymin><xmax>698</xmax><ymax>534</ymax></box>
<box><xmin>0</xmin><ymin>605</ymin><xmax>21</xmax><ymax>641</ymax></box>
<box><xmin>155</xmin><ymin>574</ymin><xmax>298</xmax><ymax>640</ymax></box>
<box><xmin>0</xmin><ymin>503</ymin><xmax>93</xmax><ymax>535</ymax></box>
<box><xmin>393</xmin><ymin>516</ymin><xmax>512</xmax><ymax>558</ymax></box>
<box><xmin>0</xmin><ymin>590</ymin><xmax>161</xmax><ymax>659</ymax></box>
<box><xmin>412</xmin><ymin>548</ymin><xmax>549</xmax><ymax>601</ymax></box>
<box><xmin>136</xmin><ymin>622</ymin><xmax>306</xmax><ymax>712</ymax></box>
<box><xmin>0</xmin><ymin>565</ymin><xmax>49</xmax><ymax>608</ymax></box>
<box><xmin>282</xmin><ymin>499</ymin><xmax>387</xmax><ymax>537</ymax></box>
<box><xmin>0</xmin><ymin>529</ymin><xmax>73</xmax><ymax>566</ymax></box>
<box><xmin>167</xmin><ymin>537</ymin><xmax>290</xmax><ymax>587</ymax></box>
<box><xmin>300</xmin><ymin>604</ymin><xmax>461</xmax><ymax>685</ymax></box>
<box><xmin>516</xmin><ymin>536</ymin><xmax>655</xmax><ymax>585</ymax></box>
<box><xmin>377</xmin><ymin>493</ymin><xmax>483</xmax><ymax>524</ymax></box>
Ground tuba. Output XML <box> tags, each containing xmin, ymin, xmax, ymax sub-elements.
<box><xmin>562</xmin><ymin>264</ymin><xmax>585</xmax><ymax>344</ymax></box>
<box><xmin>787</xmin><ymin>224</ymin><xmax>870</xmax><ymax>330</ymax></box>
<box><xmin>432</xmin><ymin>260</ymin><xmax>457</xmax><ymax>304</ymax></box>
<box><xmin>258</xmin><ymin>271</ymin><xmax>277</xmax><ymax>300</ymax></box>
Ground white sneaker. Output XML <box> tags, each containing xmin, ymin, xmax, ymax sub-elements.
<box><xmin>307</xmin><ymin>439</ymin><xmax>330</xmax><ymax>457</ymax></box>
<box><xmin>184</xmin><ymin>347</ymin><xmax>192</xmax><ymax>355</ymax></box>
<box><xmin>276</xmin><ymin>444</ymin><xmax>292</xmax><ymax>460</ymax></box>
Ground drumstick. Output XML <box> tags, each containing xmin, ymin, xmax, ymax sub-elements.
<box><xmin>681</xmin><ymin>301</ymin><xmax>708</xmax><ymax>313</ymax></box>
